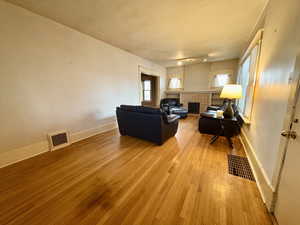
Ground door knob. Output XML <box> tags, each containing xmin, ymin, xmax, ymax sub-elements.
<box><xmin>290</xmin><ymin>131</ymin><xmax>297</xmax><ymax>139</ymax></box>
<box><xmin>281</xmin><ymin>130</ymin><xmax>289</xmax><ymax>137</ymax></box>
<box><xmin>281</xmin><ymin>130</ymin><xmax>297</xmax><ymax>139</ymax></box>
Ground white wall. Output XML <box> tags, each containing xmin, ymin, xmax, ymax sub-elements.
<box><xmin>0</xmin><ymin>1</ymin><xmax>166</xmax><ymax>167</ymax></box>
<box><xmin>241</xmin><ymin>0</ymin><xmax>300</xmax><ymax>198</ymax></box>
<box><xmin>166</xmin><ymin>59</ymin><xmax>238</xmax><ymax>91</ymax></box>
<box><xmin>210</xmin><ymin>59</ymin><xmax>239</xmax><ymax>80</ymax></box>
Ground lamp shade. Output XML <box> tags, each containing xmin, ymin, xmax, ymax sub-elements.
<box><xmin>220</xmin><ymin>84</ymin><xmax>242</xmax><ymax>99</ymax></box>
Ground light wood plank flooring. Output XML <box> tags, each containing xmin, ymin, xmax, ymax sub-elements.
<box><xmin>0</xmin><ymin>117</ymin><xmax>273</xmax><ymax>225</ymax></box>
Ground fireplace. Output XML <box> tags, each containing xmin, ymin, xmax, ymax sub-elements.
<box><xmin>179</xmin><ymin>91</ymin><xmax>217</xmax><ymax>113</ymax></box>
<box><xmin>188</xmin><ymin>102</ymin><xmax>200</xmax><ymax>114</ymax></box>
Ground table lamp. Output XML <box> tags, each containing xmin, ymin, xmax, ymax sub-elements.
<box><xmin>220</xmin><ymin>84</ymin><xmax>242</xmax><ymax>118</ymax></box>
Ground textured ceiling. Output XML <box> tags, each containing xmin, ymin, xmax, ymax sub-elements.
<box><xmin>6</xmin><ymin>0</ymin><xmax>268</xmax><ymax>66</ymax></box>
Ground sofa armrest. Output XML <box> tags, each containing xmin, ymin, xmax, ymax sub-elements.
<box><xmin>165</xmin><ymin>114</ymin><xmax>180</xmax><ymax>124</ymax></box>
<box><xmin>160</xmin><ymin>117</ymin><xmax>179</xmax><ymax>144</ymax></box>
<box><xmin>200</xmin><ymin>111</ymin><xmax>219</xmax><ymax>119</ymax></box>
<box><xmin>207</xmin><ymin>105</ymin><xmax>221</xmax><ymax>111</ymax></box>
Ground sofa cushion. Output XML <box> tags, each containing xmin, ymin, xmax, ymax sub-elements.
<box><xmin>160</xmin><ymin>98</ymin><xmax>180</xmax><ymax>107</ymax></box>
<box><xmin>171</xmin><ymin>107</ymin><xmax>188</xmax><ymax>113</ymax></box>
<box><xmin>200</xmin><ymin>111</ymin><xmax>219</xmax><ymax>119</ymax></box>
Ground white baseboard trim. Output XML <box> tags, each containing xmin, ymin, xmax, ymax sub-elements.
<box><xmin>70</xmin><ymin>120</ymin><xmax>117</xmax><ymax>143</ymax></box>
<box><xmin>0</xmin><ymin>141</ymin><xmax>49</xmax><ymax>169</ymax></box>
<box><xmin>239</xmin><ymin>129</ymin><xmax>275</xmax><ymax>211</ymax></box>
<box><xmin>0</xmin><ymin>120</ymin><xmax>117</xmax><ymax>169</ymax></box>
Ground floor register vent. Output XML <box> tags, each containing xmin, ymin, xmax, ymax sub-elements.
<box><xmin>227</xmin><ymin>154</ymin><xmax>255</xmax><ymax>181</ymax></box>
<box><xmin>48</xmin><ymin>130</ymin><xmax>70</xmax><ymax>151</ymax></box>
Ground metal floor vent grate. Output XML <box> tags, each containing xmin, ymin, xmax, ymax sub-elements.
<box><xmin>227</xmin><ymin>154</ymin><xmax>255</xmax><ymax>181</ymax></box>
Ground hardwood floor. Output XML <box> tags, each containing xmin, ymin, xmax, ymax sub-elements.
<box><xmin>0</xmin><ymin>117</ymin><xmax>273</xmax><ymax>225</ymax></box>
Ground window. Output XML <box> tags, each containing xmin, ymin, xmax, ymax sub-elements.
<box><xmin>168</xmin><ymin>77</ymin><xmax>182</xmax><ymax>89</ymax></box>
<box><xmin>143</xmin><ymin>80</ymin><xmax>151</xmax><ymax>101</ymax></box>
<box><xmin>237</xmin><ymin>30</ymin><xmax>263</xmax><ymax>122</ymax></box>
<box><xmin>238</xmin><ymin>57</ymin><xmax>251</xmax><ymax>113</ymax></box>
<box><xmin>212</xmin><ymin>73</ymin><xmax>232</xmax><ymax>88</ymax></box>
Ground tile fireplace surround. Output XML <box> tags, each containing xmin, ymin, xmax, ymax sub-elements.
<box><xmin>165</xmin><ymin>90</ymin><xmax>221</xmax><ymax>114</ymax></box>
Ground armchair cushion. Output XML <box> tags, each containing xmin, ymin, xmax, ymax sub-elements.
<box><xmin>160</xmin><ymin>98</ymin><xmax>180</xmax><ymax>107</ymax></box>
<box><xmin>166</xmin><ymin>114</ymin><xmax>180</xmax><ymax>123</ymax></box>
<box><xmin>160</xmin><ymin>98</ymin><xmax>188</xmax><ymax>118</ymax></box>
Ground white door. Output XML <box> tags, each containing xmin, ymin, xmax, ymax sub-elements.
<box><xmin>275</xmin><ymin>55</ymin><xmax>300</xmax><ymax>225</ymax></box>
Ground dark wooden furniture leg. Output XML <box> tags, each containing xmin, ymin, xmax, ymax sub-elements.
<box><xmin>210</xmin><ymin>120</ymin><xmax>223</xmax><ymax>145</ymax></box>
<box><xmin>226</xmin><ymin>136</ymin><xmax>233</xmax><ymax>148</ymax></box>
<box><xmin>210</xmin><ymin>135</ymin><xmax>219</xmax><ymax>144</ymax></box>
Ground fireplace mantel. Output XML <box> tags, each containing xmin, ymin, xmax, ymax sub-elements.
<box><xmin>165</xmin><ymin>90</ymin><xmax>222</xmax><ymax>114</ymax></box>
<box><xmin>165</xmin><ymin>90</ymin><xmax>221</xmax><ymax>94</ymax></box>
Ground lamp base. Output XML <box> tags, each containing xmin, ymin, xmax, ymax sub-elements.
<box><xmin>223</xmin><ymin>100</ymin><xmax>234</xmax><ymax>118</ymax></box>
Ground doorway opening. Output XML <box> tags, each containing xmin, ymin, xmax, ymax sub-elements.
<box><xmin>141</xmin><ymin>73</ymin><xmax>158</xmax><ymax>107</ymax></box>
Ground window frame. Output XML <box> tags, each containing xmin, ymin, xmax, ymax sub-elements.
<box><xmin>142</xmin><ymin>80</ymin><xmax>152</xmax><ymax>102</ymax></box>
<box><xmin>210</xmin><ymin>70</ymin><xmax>234</xmax><ymax>89</ymax></box>
<box><xmin>168</xmin><ymin>77</ymin><xmax>182</xmax><ymax>89</ymax></box>
<box><xmin>237</xmin><ymin>29</ymin><xmax>263</xmax><ymax>124</ymax></box>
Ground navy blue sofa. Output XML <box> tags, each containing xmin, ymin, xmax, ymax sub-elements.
<box><xmin>116</xmin><ymin>105</ymin><xmax>180</xmax><ymax>145</ymax></box>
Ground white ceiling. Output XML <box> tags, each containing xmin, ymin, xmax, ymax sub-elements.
<box><xmin>6</xmin><ymin>0</ymin><xmax>268</xmax><ymax>66</ymax></box>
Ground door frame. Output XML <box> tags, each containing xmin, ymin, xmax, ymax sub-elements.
<box><xmin>138</xmin><ymin>65</ymin><xmax>161</xmax><ymax>106</ymax></box>
<box><xmin>141</xmin><ymin>74</ymin><xmax>157</xmax><ymax>106</ymax></box>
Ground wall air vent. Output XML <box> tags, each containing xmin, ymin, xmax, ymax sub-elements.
<box><xmin>48</xmin><ymin>130</ymin><xmax>70</xmax><ymax>151</ymax></box>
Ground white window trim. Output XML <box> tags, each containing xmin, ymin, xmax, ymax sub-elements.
<box><xmin>168</xmin><ymin>77</ymin><xmax>183</xmax><ymax>89</ymax></box>
<box><xmin>167</xmin><ymin>74</ymin><xmax>184</xmax><ymax>90</ymax></box>
<box><xmin>210</xmin><ymin>69</ymin><xmax>234</xmax><ymax>90</ymax></box>
<box><xmin>237</xmin><ymin>29</ymin><xmax>264</xmax><ymax>124</ymax></box>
